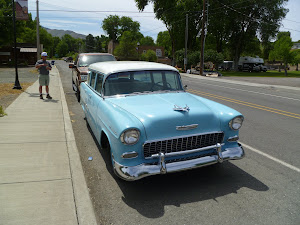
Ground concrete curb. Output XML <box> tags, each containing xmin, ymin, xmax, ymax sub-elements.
<box><xmin>56</xmin><ymin>66</ymin><xmax>97</xmax><ymax>225</ymax></box>
<box><xmin>181</xmin><ymin>73</ymin><xmax>300</xmax><ymax>91</ymax></box>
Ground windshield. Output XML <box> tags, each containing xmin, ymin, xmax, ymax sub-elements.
<box><xmin>78</xmin><ymin>55</ymin><xmax>116</xmax><ymax>67</ymax></box>
<box><xmin>104</xmin><ymin>70</ymin><xmax>183</xmax><ymax>96</ymax></box>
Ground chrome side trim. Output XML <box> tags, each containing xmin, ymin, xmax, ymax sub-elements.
<box><xmin>176</xmin><ymin>124</ymin><xmax>198</xmax><ymax>131</ymax></box>
<box><xmin>146</xmin><ymin>143</ymin><xmax>225</xmax><ymax>159</ymax></box>
<box><xmin>113</xmin><ymin>143</ymin><xmax>245</xmax><ymax>181</ymax></box>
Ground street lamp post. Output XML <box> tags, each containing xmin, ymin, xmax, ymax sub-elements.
<box><xmin>12</xmin><ymin>0</ymin><xmax>21</xmax><ymax>89</ymax></box>
<box><xmin>137</xmin><ymin>42</ymin><xmax>140</xmax><ymax>60</ymax></box>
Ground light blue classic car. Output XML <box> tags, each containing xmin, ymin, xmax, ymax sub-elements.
<box><xmin>80</xmin><ymin>61</ymin><xmax>245</xmax><ymax>181</ymax></box>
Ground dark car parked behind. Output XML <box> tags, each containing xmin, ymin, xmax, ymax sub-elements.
<box><xmin>69</xmin><ymin>53</ymin><xmax>116</xmax><ymax>102</ymax></box>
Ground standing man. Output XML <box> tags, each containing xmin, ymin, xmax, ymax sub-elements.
<box><xmin>35</xmin><ymin>52</ymin><xmax>52</xmax><ymax>99</ymax></box>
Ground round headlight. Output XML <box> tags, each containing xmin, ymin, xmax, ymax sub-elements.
<box><xmin>120</xmin><ymin>129</ymin><xmax>140</xmax><ymax>145</ymax></box>
<box><xmin>229</xmin><ymin>116</ymin><xmax>244</xmax><ymax>130</ymax></box>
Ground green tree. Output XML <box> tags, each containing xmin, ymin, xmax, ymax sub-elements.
<box><xmin>61</xmin><ymin>34</ymin><xmax>77</xmax><ymax>53</ymax></box>
<box><xmin>207</xmin><ymin>0</ymin><xmax>288</xmax><ymax>69</ymax></box>
<box><xmin>135</xmin><ymin>0</ymin><xmax>202</xmax><ymax>65</ymax></box>
<box><xmin>40</xmin><ymin>27</ymin><xmax>53</xmax><ymax>55</ymax></box>
<box><xmin>99</xmin><ymin>35</ymin><xmax>109</xmax><ymax>52</ymax></box>
<box><xmin>52</xmin><ymin>37</ymin><xmax>61</xmax><ymax>57</ymax></box>
<box><xmin>102</xmin><ymin>15</ymin><xmax>141</xmax><ymax>42</ymax></box>
<box><xmin>56</xmin><ymin>41</ymin><xmax>68</xmax><ymax>58</ymax></box>
<box><xmin>102</xmin><ymin>15</ymin><xmax>120</xmax><ymax>42</ymax></box>
<box><xmin>119</xmin><ymin>16</ymin><xmax>140</xmax><ymax>35</ymax></box>
<box><xmin>156</xmin><ymin>31</ymin><xmax>171</xmax><ymax>58</ymax></box>
<box><xmin>85</xmin><ymin>34</ymin><xmax>95</xmax><ymax>52</ymax></box>
<box><xmin>291</xmin><ymin>49</ymin><xmax>300</xmax><ymax>71</ymax></box>
<box><xmin>114</xmin><ymin>31</ymin><xmax>138</xmax><ymax>60</ymax></box>
<box><xmin>139</xmin><ymin>36</ymin><xmax>155</xmax><ymax>46</ymax></box>
<box><xmin>0</xmin><ymin>0</ymin><xmax>13</xmax><ymax>46</ymax></box>
<box><xmin>95</xmin><ymin>36</ymin><xmax>103</xmax><ymax>52</ymax></box>
<box><xmin>204</xmin><ymin>49</ymin><xmax>224</xmax><ymax>69</ymax></box>
<box><xmin>269</xmin><ymin>33</ymin><xmax>294</xmax><ymax>76</ymax></box>
<box><xmin>141</xmin><ymin>50</ymin><xmax>157</xmax><ymax>62</ymax></box>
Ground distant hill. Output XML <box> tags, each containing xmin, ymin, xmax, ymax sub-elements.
<box><xmin>44</xmin><ymin>27</ymin><xmax>86</xmax><ymax>39</ymax></box>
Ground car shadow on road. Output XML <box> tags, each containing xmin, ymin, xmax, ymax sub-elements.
<box><xmin>87</xmin><ymin>123</ymin><xmax>269</xmax><ymax>219</ymax></box>
<box><xmin>118</xmin><ymin>163</ymin><xmax>268</xmax><ymax>218</ymax></box>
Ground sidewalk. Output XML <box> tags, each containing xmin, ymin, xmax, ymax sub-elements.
<box><xmin>0</xmin><ymin>67</ymin><xmax>97</xmax><ymax>225</ymax></box>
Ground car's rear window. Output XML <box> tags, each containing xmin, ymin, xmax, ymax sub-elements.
<box><xmin>78</xmin><ymin>55</ymin><xmax>116</xmax><ymax>67</ymax></box>
<box><xmin>104</xmin><ymin>70</ymin><xmax>183</xmax><ymax>96</ymax></box>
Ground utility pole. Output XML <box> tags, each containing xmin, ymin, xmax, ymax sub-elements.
<box><xmin>12</xmin><ymin>0</ymin><xmax>21</xmax><ymax>89</ymax></box>
<box><xmin>184</xmin><ymin>13</ymin><xmax>188</xmax><ymax>72</ymax></box>
<box><xmin>199</xmin><ymin>0</ymin><xmax>206</xmax><ymax>76</ymax></box>
<box><xmin>36</xmin><ymin>0</ymin><xmax>40</xmax><ymax>59</ymax></box>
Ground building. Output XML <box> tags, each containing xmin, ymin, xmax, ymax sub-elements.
<box><xmin>138</xmin><ymin>45</ymin><xmax>172</xmax><ymax>65</ymax></box>
<box><xmin>0</xmin><ymin>43</ymin><xmax>42</xmax><ymax>66</ymax></box>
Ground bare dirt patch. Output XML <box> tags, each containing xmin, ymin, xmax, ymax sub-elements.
<box><xmin>0</xmin><ymin>83</ymin><xmax>34</xmax><ymax>109</ymax></box>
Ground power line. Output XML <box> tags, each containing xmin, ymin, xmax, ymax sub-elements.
<box><xmin>284</xmin><ymin>19</ymin><xmax>300</xmax><ymax>24</ymax></box>
<box><xmin>30</xmin><ymin>9</ymin><xmax>155</xmax><ymax>13</ymax></box>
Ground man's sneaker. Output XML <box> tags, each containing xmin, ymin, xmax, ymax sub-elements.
<box><xmin>46</xmin><ymin>94</ymin><xmax>52</xmax><ymax>99</ymax></box>
<box><xmin>40</xmin><ymin>94</ymin><xmax>43</xmax><ymax>99</ymax></box>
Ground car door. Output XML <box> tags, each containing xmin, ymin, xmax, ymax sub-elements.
<box><xmin>84</xmin><ymin>71</ymin><xmax>97</xmax><ymax>129</ymax></box>
<box><xmin>88</xmin><ymin>72</ymin><xmax>104</xmax><ymax>139</ymax></box>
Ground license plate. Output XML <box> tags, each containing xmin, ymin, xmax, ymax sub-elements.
<box><xmin>80</xmin><ymin>75</ymin><xmax>87</xmax><ymax>81</ymax></box>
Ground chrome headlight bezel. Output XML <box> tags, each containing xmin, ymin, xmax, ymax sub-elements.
<box><xmin>229</xmin><ymin>116</ymin><xmax>244</xmax><ymax>130</ymax></box>
<box><xmin>120</xmin><ymin>129</ymin><xmax>140</xmax><ymax>145</ymax></box>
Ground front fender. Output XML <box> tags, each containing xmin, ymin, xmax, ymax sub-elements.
<box><xmin>191</xmin><ymin>95</ymin><xmax>243</xmax><ymax>143</ymax></box>
<box><xmin>96</xmin><ymin>99</ymin><xmax>147</xmax><ymax>165</ymax></box>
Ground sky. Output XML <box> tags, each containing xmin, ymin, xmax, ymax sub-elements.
<box><xmin>27</xmin><ymin>0</ymin><xmax>300</xmax><ymax>42</ymax></box>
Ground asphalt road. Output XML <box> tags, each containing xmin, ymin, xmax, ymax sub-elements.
<box><xmin>56</xmin><ymin>60</ymin><xmax>300</xmax><ymax>225</ymax></box>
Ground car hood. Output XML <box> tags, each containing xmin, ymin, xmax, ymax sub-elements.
<box><xmin>106</xmin><ymin>92</ymin><xmax>221</xmax><ymax>140</ymax></box>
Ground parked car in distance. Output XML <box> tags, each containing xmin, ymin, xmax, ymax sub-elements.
<box><xmin>80</xmin><ymin>61</ymin><xmax>245</xmax><ymax>181</ymax></box>
<box><xmin>65</xmin><ymin>56</ymin><xmax>73</xmax><ymax>62</ymax></box>
<box><xmin>70</xmin><ymin>53</ymin><xmax>116</xmax><ymax>101</ymax></box>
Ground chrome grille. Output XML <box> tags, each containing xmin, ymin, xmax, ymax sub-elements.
<box><xmin>143</xmin><ymin>132</ymin><xmax>224</xmax><ymax>158</ymax></box>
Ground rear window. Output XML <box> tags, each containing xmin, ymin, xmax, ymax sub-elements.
<box><xmin>78</xmin><ymin>55</ymin><xmax>116</xmax><ymax>67</ymax></box>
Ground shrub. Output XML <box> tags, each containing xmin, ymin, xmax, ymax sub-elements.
<box><xmin>141</xmin><ymin>50</ymin><xmax>157</xmax><ymax>62</ymax></box>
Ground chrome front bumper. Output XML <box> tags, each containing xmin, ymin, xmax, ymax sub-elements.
<box><xmin>113</xmin><ymin>143</ymin><xmax>245</xmax><ymax>181</ymax></box>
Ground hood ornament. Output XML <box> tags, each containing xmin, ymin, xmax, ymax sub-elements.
<box><xmin>173</xmin><ymin>104</ymin><xmax>190</xmax><ymax>112</ymax></box>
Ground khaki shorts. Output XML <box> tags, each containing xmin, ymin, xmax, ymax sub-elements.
<box><xmin>39</xmin><ymin>74</ymin><xmax>50</xmax><ymax>86</ymax></box>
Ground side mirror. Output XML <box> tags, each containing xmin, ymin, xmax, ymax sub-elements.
<box><xmin>69</xmin><ymin>63</ymin><xmax>75</xmax><ymax>68</ymax></box>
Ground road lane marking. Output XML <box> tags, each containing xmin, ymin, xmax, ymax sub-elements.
<box><xmin>191</xmin><ymin>89</ymin><xmax>300</xmax><ymax>116</ymax></box>
<box><xmin>185</xmin><ymin>79</ymin><xmax>300</xmax><ymax>101</ymax></box>
<box><xmin>240</xmin><ymin>142</ymin><xmax>300</xmax><ymax>173</ymax></box>
<box><xmin>189</xmin><ymin>90</ymin><xmax>300</xmax><ymax>119</ymax></box>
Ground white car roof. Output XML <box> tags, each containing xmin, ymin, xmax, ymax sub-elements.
<box><xmin>88</xmin><ymin>61</ymin><xmax>178</xmax><ymax>75</ymax></box>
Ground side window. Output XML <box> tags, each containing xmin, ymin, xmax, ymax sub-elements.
<box><xmin>90</xmin><ymin>72</ymin><xmax>96</xmax><ymax>89</ymax></box>
<box><xmin>95</xmin><ymin>73</ymin><xmax>104</xmax><ymax>94</ymax></box>
<box><xmin>165</xmin><ymin>72</ymin><xmax>178</xmax><ymax>89</ymax></box>
<box><xmin>152</xmin><ymin>72</ymin><xmax>163</xmax><ymax>83</ymax></box>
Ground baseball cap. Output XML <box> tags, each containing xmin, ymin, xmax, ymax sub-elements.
<box><xmin>41</xmin><ymin>52</ymin><xmax>48</xmax><ymax>57</ymax></box>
